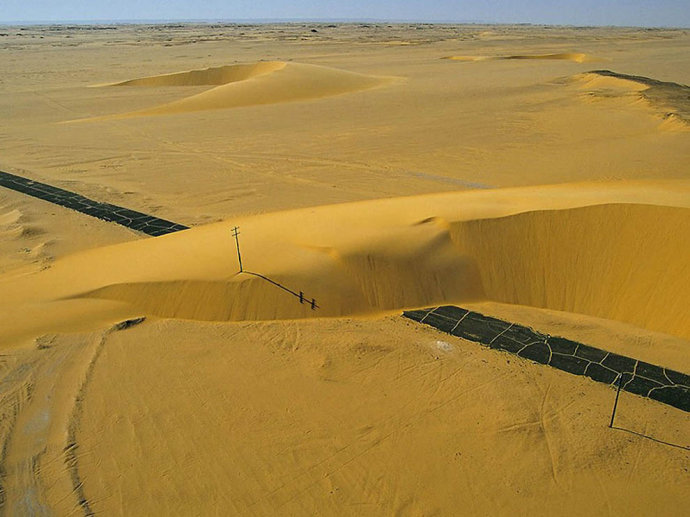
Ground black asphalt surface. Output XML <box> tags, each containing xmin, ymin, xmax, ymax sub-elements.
<box><xmin>0</xmin><ymin>170</ymin><xmax>188</xmax><ymax>236</ymax></box>
<box><xmin>404</xmin><ymin>306</ymin><xmax>690</xmax><ymax>412</ymax></box>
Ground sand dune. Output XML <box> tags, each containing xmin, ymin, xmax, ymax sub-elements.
<box><xmin>570</xmin><ymin>70</ymin><xmax>690</xmax><ymax>129</ymax></box>
<box><xmin>74</xmin><ymin>61</ymin><xmax>393</xmax><ymax>120</ymax></box>
<box><xmin>0</xmin><ymin>208</ymin><xmax>22</xmax><ymax>227</ymax></box>
<box><xmin>1</xmin><ymin>182</ymin><xmax>688</xmax><ymax>361</ymax></box>
<box><xmin>0</xmin><ymin>190</ymin><xmax>137</xmax><ymax>278</ymax></box>
<box><xmin>106</xmin><ymin>61</ymin><xmax>287</xmax><ymax>87</ymax></box>
<box><xmin>1</xmin><ymin>24</ymin><xmax>689</xmax><ymax>515</ymax></box>
<box><xmin>443</xmin><ymin>52</ymin><xmax>595</xmax><ymax>63</ymax></box>
<box><xmin>505</xmin><ymin>52</ymin><xmax>593</xmax><ymax>62</ymax></box>
<box><xmin>0</xmin><ymin>209</ymin><xmax>30</xmax><ymax>243</ymax></box>
<box><xmin>0</xmin><ymin>207</ymin><xmax>52</xmax><ymax>273</ymax></box>
<box><xmin>80</xmin><ymin>201</ymin><xmax>690</xmax><ymax>344</ymax></box>
<box><xmin>442</xmin><ymin>55</ymin><xmax>493</xmax><ymax>62</ymax></box>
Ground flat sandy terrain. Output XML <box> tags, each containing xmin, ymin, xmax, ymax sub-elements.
<box><xmin>0</xmin><ymin>23</ymin><xmax>688</xmax><ymax>515</ymax></box>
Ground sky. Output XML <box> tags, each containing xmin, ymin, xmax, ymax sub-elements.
<box><xmin>1</xmin><ymin>0</ymin><xmax>689</xmax><ymax>27</ymax></box>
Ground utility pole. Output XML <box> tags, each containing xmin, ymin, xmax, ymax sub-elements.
<box><xmin>231</xmin><ymin>226</ymin><xmax>243</xmax><ymax>273</ymax></box>
<box><xmin>229</xmin><ymin>226</ymin><xmax>317</xmax><ymax>309</ymax></box>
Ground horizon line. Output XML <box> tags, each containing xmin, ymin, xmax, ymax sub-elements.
<box><xmin>0</xmin><ymin>18</ymin><xmax>688</xmax><ymax>29</ymax></box>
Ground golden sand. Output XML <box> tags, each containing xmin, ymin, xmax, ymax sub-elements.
<box><xmin>75</xmin><ymin>61</ymin><xmax>393</xmax><ymax>120</ymax></box>
<box><xmin>0</xmin><ymin>23</ymin><xmax>688</xmax><ymax>515</ymax></box>
<box><xmin>443</xmin><ymin>52</ymin><xmax>596</xmax><ymax>62</ymax></box>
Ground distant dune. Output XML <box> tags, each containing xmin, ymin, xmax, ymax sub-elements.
<box><xmin>572</xmin><ymin>69</ymin><xmax>690</xmax><ymax>130</ymax></box>
<box><xmin>71</xmin><ymin>62</ymin><xmax>393</xmax><ymax>121</ymax></box>
<box><xmin>443</xmin><ymin>52</ymin><xmax>596</xmax><ymax>63</ymax></box>
<box><xmin>443</xmin><ymin>53</ymin><xmax>689</xmax><ymax>130</ymax></box>
<box><xmin>106</xmin><ymin>61</ymin><xmax>286</xmax><ymax>87</ymax></box>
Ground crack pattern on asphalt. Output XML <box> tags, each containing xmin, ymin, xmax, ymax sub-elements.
<box><xmin>404</xmin><ymin>306</ymin><xmax>690</xmax><ymax>412</ymax></box>
<box><xmin>0</xmin><ymin>170</ymin><xmax>188</xmax><ymax>236</ymax></box>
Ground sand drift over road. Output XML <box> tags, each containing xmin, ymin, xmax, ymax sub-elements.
<box><xmin>571</xmin><ymin>69</ymin><xmax>690</xmax><ymax>129</ymax></box>
<box><xmin>71</xmin><ymin>61</ymin><xmax>393</xmax><ymax>121</ymax></box>
<box><xmin>1</xmin><ymin>182</ymin><xmax>689</xmax><ymax>346</ymax></box>
<box><xmin>443</xmin><ymin>53</ymin><xmax>688</xmax><ymax>130</ymax></box>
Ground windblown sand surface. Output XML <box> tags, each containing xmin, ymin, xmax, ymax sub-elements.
<box><xmin>0</xmin><ymin>23</ymin><xmax>688</xmax><ymax>515</ymax></box>
<box><xmin>77</xmin><ymin>61</ymin><xmax>393</xmax><ymax>120</ymax></box>
<box><xmin>443</xmin><ymin>52</ymin><xmax>596</xmax><ymax>62</ymax></box>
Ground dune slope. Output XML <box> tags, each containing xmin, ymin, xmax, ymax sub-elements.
<box><xmin>73</xmin><ymin>61</ymin><xmax>393</xmax><ymax>120</ymax></box>
<box><xmin>107</xmin><ymin>61</ymin><xmax>287</xmax><ymax>87</ymax></box>
<box><xmin>78</xmin><ymin>202</ymin><xmax>690</xmax><ymax>342</ymax></box>
<box><xmin>450</xmin><ymin>204</ymin><xmax>689</xmax><ymax>339</ymax></box>
<box><xmin>1</xmin><ymin>182</ymin><xmax>688</xmax><ymax>359</ymax></box>
<box><xmin>571</xmin><ymin>70</ymin><xmax>690</xmax><ymax>129</ymax></box>
<box><xmin>443</xmin><ymin>52</ymin><xmax>595</xmax><ymax>63</ymax></box>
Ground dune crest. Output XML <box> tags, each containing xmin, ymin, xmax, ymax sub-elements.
<box><xmin>504</xmin><ymin>52</ymin><xmax>593</xmax><ymax>63</ymax></box>
<box><xmin>105</xmin><ymin>61</ymin><xmax>287</xmax><ymax>87</ymax></box>
<box><xmin>0</xmin><ymin>208</ymin><xmax>23</xmax><ymax>226</ymax></box>
<box><xmin>76</xmin><ymin>202</ymin><xmax>690</xmax><ymax>342</ymax></box>
<box><xmin>1</xmin><ymin>182</ymin><xmax>689</xmax><ymax>348</ymax></box>
<box><xmin>442</xmin><ymin>56</ymin><xmax>492</xmax><ymax>62</ymax></box>
<box><xmin>570</xmin><ymin>70</ymin><xmax>690</xmax><ymax>130</ymax></box>
<box><xmin>72</xmin><ymin>62</ymin><xmax>393</xmax><ymax>121</ymax></box>
<box><xmin>443</xmin><ymin>52</ymin><xmax>595</xmax><ymax>63</ymax></box>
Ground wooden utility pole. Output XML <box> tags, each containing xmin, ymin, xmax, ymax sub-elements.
<box><xmin>231</xmin><ymin>226</ymin><xmax>243</xmax><ymax>273</ymax></box>
<box><xmin>229</xmin><ymin>226</ymin><xmax>318</xmax><ymax>309</ymax></box>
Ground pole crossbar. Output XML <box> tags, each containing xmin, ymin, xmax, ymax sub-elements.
<box><xmin>231</xmin><ymin>226</ymin><xmax>243</xmax><ymax>273</ymax></box>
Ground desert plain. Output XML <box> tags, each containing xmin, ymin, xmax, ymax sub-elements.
<box><xmin>0</xmin><ymin>23</ymin><xmax>688</xmax><ymax>515</ymax></box>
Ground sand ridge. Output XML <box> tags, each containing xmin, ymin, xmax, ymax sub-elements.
<box><xmin>77</xmin><ymin>201</ymin><xmax>690</xmax><ymax>345</ymax></box>
<box><xmin>443</xmin><ymin>52</ymin><xmax>597</xmax><ymax>63</ymax></box>
<box><xmin>1</xmin><ymin>181</ymin><xmax>689</xmax><ymax>362</ymax></box>
<box><xmin>103</xmin><ymin>61</ymin><xmax>287</xmax><ymax>87</ymax></box>
<box><xmin>573</xmin><ymin>70</ymin><xmax>690</xmax><ymax>130</ymax></box>
<box><xmin>70</xmin><ymin>61</ymin><xmax>395</xmax><ymax>121</ymax></box>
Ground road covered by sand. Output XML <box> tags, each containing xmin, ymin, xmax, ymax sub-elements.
<box><xmin>0</xmin><ymin>23</ymin><xmax>688</xmax><ymax>515</ymax></box>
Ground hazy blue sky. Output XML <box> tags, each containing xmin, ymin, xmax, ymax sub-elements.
<box><xmin>1</xmin><ymin>0</ymin><xmax>689</xmax><ymax>27</ymax></box>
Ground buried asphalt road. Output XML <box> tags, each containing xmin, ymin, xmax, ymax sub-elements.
<box><xmin>404</xmin><ymin>306</ymin><xmax>690</xmax><ymax>413</ymax></box>
<box><xmin>0</xmin><ymin>170</ymin><xmax>188</xmax><ymax>236</ymax></box>
<box><xmin>2</xmin><ymin>170</ymin><xmax>688</xmax><ymax>412</ymax></box>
